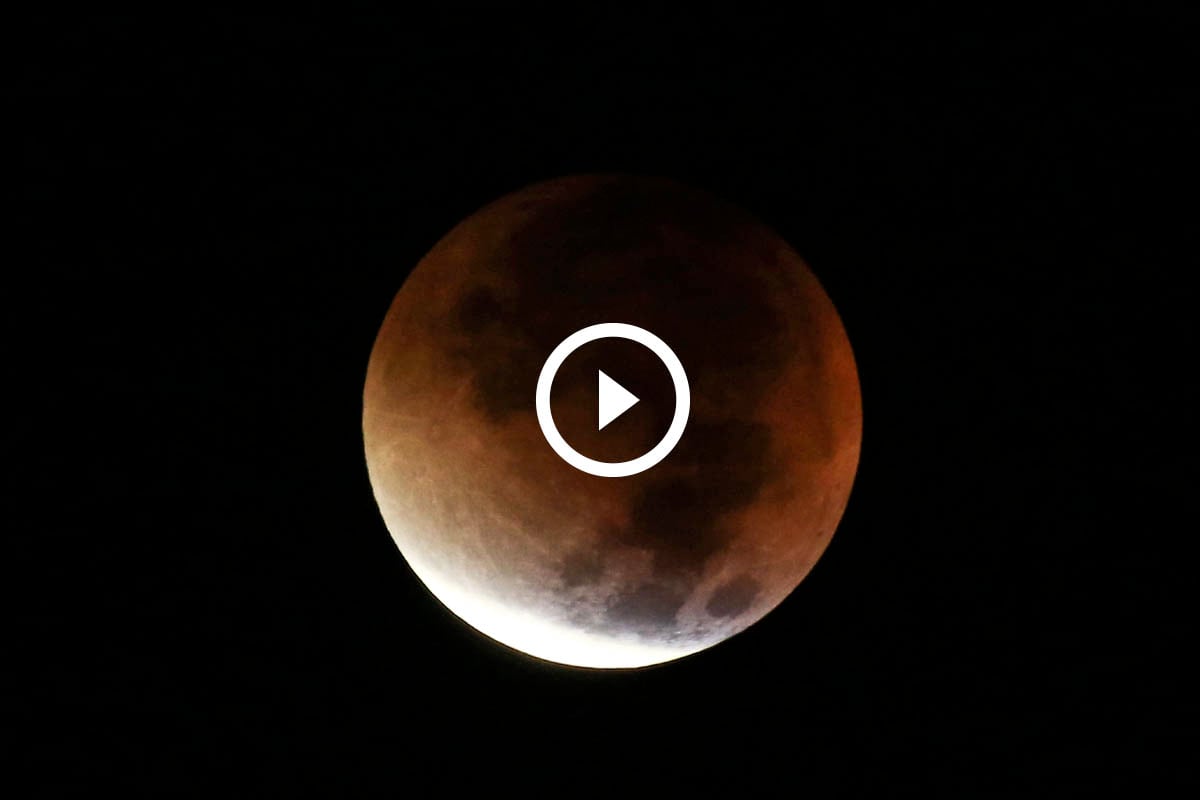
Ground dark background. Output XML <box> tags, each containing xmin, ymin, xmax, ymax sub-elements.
<box><xmin>14</xmin><ymin>9</ymin><xmax>1192</xmax><ymax>793</ymax></box>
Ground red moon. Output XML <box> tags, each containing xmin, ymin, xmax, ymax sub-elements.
<box><xmin>363</xmin><ymin>175</ymin><xmax>862</xmax><ymax>668</ymax></box>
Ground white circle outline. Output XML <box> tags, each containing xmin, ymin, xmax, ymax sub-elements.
<box><xmin>536</xmin><ymin>323</ymin><xmax>690</xmax><ymax>478</ymax></box>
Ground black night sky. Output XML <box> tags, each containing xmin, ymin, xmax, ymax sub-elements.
<box><xmin>14</xmin><ymin>9</ymin><xmax>1191</xmax><ymax>793</ymax></box>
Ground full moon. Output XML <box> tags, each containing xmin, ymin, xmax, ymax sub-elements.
<box><xmin>363</xmin><ymin>175</ymin><xmax>862</xmax><ymax>668</ymax></box>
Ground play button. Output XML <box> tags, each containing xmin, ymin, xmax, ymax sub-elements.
<box><xmin>597</xmin><ymin>370</ymin><xmax>639</xmax><ymax>431</ymax></box>
<box><xmin>536</xmin><ymin>322</ymin><xmax>690</xmax><ymax>478</ymax></box>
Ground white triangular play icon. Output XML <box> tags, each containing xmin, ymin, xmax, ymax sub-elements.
<box><xmin>597</xmin><ymin>370</ymin><xmax>639</xmax><ymax>431</ymax></box>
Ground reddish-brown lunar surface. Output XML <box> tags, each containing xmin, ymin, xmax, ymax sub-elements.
<box><xmin>363</xmin><ymin>175</ymin><xmax>862</xmax><ymax>668</ymax></box>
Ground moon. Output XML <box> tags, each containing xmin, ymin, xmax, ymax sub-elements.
<box><xmin>363</xmin><ymin>175</ymin><xmax>862</xmax><ymax>668</ymax></box>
